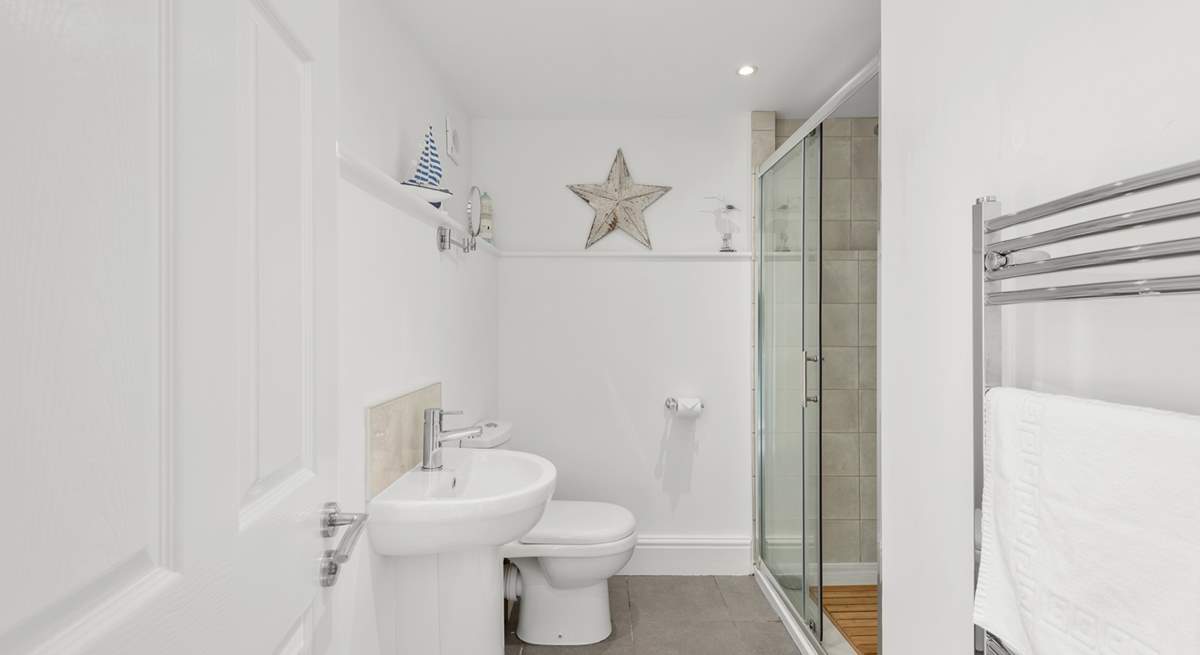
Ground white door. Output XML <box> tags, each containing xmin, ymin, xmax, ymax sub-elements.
<box><xmin>1</xmin><ymin>0</ymin><xmax>340</xmax><ymax>653</ymax></box>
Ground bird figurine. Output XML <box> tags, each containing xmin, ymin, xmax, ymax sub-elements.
<box><xmin>701</xmin><ymin>196</ymin><xmax>742</xmax><ymax>252</ymax></box>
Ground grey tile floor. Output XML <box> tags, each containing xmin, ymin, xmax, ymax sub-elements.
<box><xmin>505</xmin><ymin>575</ymin><xmax>801</xmax><ymax>655</ymax></box>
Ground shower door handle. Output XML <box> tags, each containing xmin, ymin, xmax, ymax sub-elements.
<box><xmin>800</xmin><ymin>350</ymin><xmax>820</xmax><ymax>405</ymax></box>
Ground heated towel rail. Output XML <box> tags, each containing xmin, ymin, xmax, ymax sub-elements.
<box><xmin>971</xmin><ymin>159</ymin><xmax>1200</xmax><ymax>655</ymax></box>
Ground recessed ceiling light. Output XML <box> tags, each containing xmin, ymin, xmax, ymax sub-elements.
<box><xmin>737</xmin><ymin>65</ymin><xmax>757</xmax><ymax>77</ymax></box>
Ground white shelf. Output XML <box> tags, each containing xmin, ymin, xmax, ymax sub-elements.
<box><xmin>336</xmin><ymin>144</ymin><xmax>742</xmax><ymax>262</ymax></box>
<box><xmin>500</xmin><ymin>251</ymin><xmax>752</xmax><ymax>261</ymax></box>
<box><xmin>337</xmin><ymin>144</ymin><xmax>500</xmax><ymax>257</ymax></box>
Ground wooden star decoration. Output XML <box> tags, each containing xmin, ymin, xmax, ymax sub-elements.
<box><xmin>568</xmin><ymin>149</ymin><xmax>670</xmax><ymax>249</ymax></box>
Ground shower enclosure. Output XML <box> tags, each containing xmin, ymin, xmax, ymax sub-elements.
<box><xmin>755</xmin><ymin>60</ymin><xmax>879</xmax><ymax>653</ymax></box>
<box><xmin>758</xmin><ymin>125</ymin><xmax>824</xmax><ymax>634</ymax></box>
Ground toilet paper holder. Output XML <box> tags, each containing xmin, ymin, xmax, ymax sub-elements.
<box><xmin>664</xmin><ymin>397</ymin><xmax>704</xmax><ymax>412</ymax></box>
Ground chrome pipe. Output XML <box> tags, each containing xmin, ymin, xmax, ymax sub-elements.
<box><xmin>986</xmin><ymin>236</ymin><xmax>1200</xmax><ymax>280</ymax></box>
<box><xmin>986</xmin><ymin>274</ymin><xmax>1200</xmax><ymax>305</ymax></box>
<box><xmin>985</xmin><ymin>159</ymin><xmax>1200</xmax><ymax>233</ymax></box>
<box><xmin>989</xmin><ymin>198</ymin><xmax>1200</xmax><ymax>254</ymax></box>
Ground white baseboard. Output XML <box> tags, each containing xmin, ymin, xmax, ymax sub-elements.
<box><xmin>823</xmin><ymin>562</ymin><xmax>878</xmax><ymax>586</ymax></box>
<box><xmin>761</xmin><ymin>551</ymin><xmax>878</xmax><ymax>585</ymax></box>
<box><xmin>618</xmin><ymin>535</ymin><xmax>753</xmax><ymax>575</ymax></box>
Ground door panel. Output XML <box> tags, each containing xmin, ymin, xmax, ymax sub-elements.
<box><xmin>757</xmin><ymin>126</ymin><xmax>823</xmax><ymax>636</ymax></box>
<box><xmin>0</xmin><ymin>1</ymin><xmax>172</xmax><ymax>650</ymax></box>
<box><xmin>236</xmin><ymin>0</ymin><xmax>319</xmax><ymax>518</ymax></box>
<box><xmin>0</xmin><ymin>0</ymin><xmax>339</xmax><ymax>652</ymax></box>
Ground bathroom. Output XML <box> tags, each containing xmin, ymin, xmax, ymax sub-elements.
<box><xmin>4</xmin><ymin>1</ymin><xmax>1200</xmax><ymax>655</ymax></box>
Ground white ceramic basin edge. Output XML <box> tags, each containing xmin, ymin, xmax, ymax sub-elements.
<box><xmin>368</xmin><ymin>448</ymin><xmax>556</xmax><ymax>556</ymax></box>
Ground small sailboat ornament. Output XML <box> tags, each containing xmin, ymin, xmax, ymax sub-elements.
<box><xmin>401</xmin><ymin>125</ymin><xmax>453</xmax><ymax>208</ymax></box>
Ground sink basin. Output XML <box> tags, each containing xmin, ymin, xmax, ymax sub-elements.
<box><xmin>368</xmin><ymin>448</ymin><xmax>556</xmax><ymax>556</ymax></box>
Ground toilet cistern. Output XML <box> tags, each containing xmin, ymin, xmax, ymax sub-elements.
<box><xmin>422</xmin><ymin>407</ymin><xmax>484</xmax><ymax>469</ymax></box>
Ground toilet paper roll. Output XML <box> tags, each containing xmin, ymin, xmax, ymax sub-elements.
<box><xmin>666</xmin><ymin>397</ymin><xmax>704</xmax><ymax>418</ymax></box>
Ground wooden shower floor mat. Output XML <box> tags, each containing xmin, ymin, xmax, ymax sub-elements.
<box><xmin>822</xmin><ymin>585</ymin><xmax>879</xmax><ymax>655</ymax></box>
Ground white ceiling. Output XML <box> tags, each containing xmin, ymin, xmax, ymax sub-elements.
<box><xmin>385</xmin><ymin>0</ymin><xmax>880</xmax><ymax>119</ymax></box>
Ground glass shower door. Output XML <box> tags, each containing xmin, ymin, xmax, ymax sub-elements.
<box><xmin>758</xmin><ymin>127</ymin><xmax>822</xmax><ymax>635</ymax></box>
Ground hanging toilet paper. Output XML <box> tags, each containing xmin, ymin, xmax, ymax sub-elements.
<box><xmin>665</xmin><ymin>397</ymin><xmax>704</xmax><ymax>418</ymax></box>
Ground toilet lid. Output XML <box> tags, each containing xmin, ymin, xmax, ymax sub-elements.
<box><xmin>520</xmin><ymin>500</ymin><xmax>636</xmax><ymax>546</ymax></box>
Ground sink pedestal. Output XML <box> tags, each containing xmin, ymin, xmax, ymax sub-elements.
<box><xmin>368</xmin><ymin>448</ymin><xmax>557</xmax><ymax>655</ymax></box>
<box><xmin>391</xmin><ymin>548</ymin><xmax>505</xmax><ymax>655</ymax></box>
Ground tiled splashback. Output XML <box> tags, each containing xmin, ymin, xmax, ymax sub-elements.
<box><xmin>367</xmin><ymin>383</ymin><xmax>441</xmax><ymax>498</ymax></box>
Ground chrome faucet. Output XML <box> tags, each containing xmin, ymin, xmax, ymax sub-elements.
<box><xmin>421</xmin><ymin>408</ymin><xmax>484</xmax><ymax>470</ymax></box>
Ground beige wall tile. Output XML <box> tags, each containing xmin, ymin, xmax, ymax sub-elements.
<box><xmin>752</xmin><ymin>131</ymin><xmax>776</xmax><ymax>169</ymax></box>
<box><xmin>850</xmin><ymin>221</ymin><xmax>878</xmax><ymax>250</ymax></box>
<box><xmin>850</xmin><ymin>136</ymin><xmax>878</xmax><ymax>178</ymax></box>
<box><xmin>823</xmin><ymin>118</ymin><xmax>852</xmax><ymax>137</ymax></box>
<box><xmin>860</xmin><ymin>520</ymin><xmax>878</xmax><ymax>562</ymax></box>
<box><xmin>367</xmin><ymin>383</ymin><xmax>442</xmax><ymax>498</ymax></box>
<box><xmin>822</xmin><ymin>389</ymin><xmax>859</xmax><ymax>432</ymax></box>
<box><xmin>823</xmin><ymin>476</ymin><xmax>861</xmax><ymax>519</ymax></box>
<box><xmin>822</xmin><ymin>304</ymin><xmax>858</xmax><ymax>347</ymax></box>
<box><xmin>822</xmin><ymin>346</ymin><xmax>859</xmax><ymax>389</ymax></box>
<box><xmin>858</xmin><ymin>260</ymin><xmax>877</xmax><ymax>303</ymax></box>
<box><xmin>822</xmin><ymin>432</ymin><xmax>860</xmax><ymax>476</ymax></box>
<box><xmin>823</xmin><ymin>519</ymin><xmax>861</xmax><ymax>563</ymax></box>
<box><xmin>860</xmin><ymin>477</ymin><xmax>877</xmax><ymax>519</ymax></box>
<box><xmin>851</xmin><ymin>117</ymin><xmax>878</xmax><ymax>137</ymax></box>
<box><xmin>823</xmin><ymin>179</ymin><xmax>851</xmax><ymax>221</ymax></box>
<box><xmin>851</xmin><ymin>177</ymin><xmax>879</xmax><ymax>222</ymax></box>
<box><xmin>776</xmin><ymin>118</ymin><xmax>806</xmax><ymax>140</ymax></box>
<box><xmin>823</xmin><ymin>221</ymin><xmax>850</xmax><ymax>250</ymax></box>
<box><xmin>858</xmin><ymin>304</ymin><xmax>876</xmax><ymax>346</ymax></box>
<box><xmin>859</xmin><ymin>347</ymin><xmax>876</xmax><ymax>389</ymax></box>
<box><xmin>822</xmin><ymin>260</ymin><xmax>858</xmax><ymax>303</ymax></box>
<box><xmin>752</xmin><ymin>110</ymin><xmax>776</xmax><ymax>131</ymax></box>
<box><xmin>822</xmin><ymin>137</ymin><xmax>851</xmax><ymax>178</ymax></box>
<box><xmin>860</xmin><ymin>433</ymin><xmax>877</xmax><ymax>476</ymax></box>
<box><xmin>859</xmin><ymin>390</ymin><xmax>876</xmax><ymax>433</ymax></box>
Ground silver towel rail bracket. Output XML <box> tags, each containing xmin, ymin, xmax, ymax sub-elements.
<box><xmin>971</xmin><ymin>158</ymin><xmax>1200</xmax><ymax>654</ymax></box>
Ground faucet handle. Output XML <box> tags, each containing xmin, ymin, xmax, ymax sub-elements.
<box><xmin>441</xmin><ymin>410</ymin><xmax>463</xmax><ymax>416</ymax></box>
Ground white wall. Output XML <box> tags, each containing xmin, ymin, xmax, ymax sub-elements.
<box><xmin>475</xmin><ymin>118</ymin><xmax>755</xmax><ymax>574</ymax></box>
<box><xmin>879</xmin><ymin>1</ymin><xmax>1200</xmax><ymax>652</ymax></box>
<box><xmin>474</xmin><ymin>118</ymin><xmax>751</xmax><ymax>252</ymax></box>
<box><xmin>333</xmin><ymin>1</ymin><xmax>498</xmax><ymax>653</ymax></box>
<box><xmin>498</xmin><ymin>257</ymin><xmax>753</xmax><ymax>573</ymax></box>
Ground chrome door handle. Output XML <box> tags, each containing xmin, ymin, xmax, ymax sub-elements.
<box><xmin>801</xmin><ymin>350</ymin><xmax>820</xmax><ymax>405</ymax></box>
<box><xmin>319</xmin><ymin>501</ymin><xmax>368</xmax><ymax>587</ymax></box>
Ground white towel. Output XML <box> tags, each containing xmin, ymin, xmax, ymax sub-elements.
<box><xmin>974</xmin><ymin>387</ymin><xmax>1200</xmax><ymax>655</ymax></box>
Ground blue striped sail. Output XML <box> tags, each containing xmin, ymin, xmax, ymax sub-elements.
<box><xmin>405</xmin><ymin>126</ymin><xmax>445</xmax><ymax>189</ymax></box>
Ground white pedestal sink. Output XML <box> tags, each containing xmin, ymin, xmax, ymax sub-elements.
<box><xmin>368</xmin><ymin>448</ymin><xmax>556</xmax><ymax>655</ymax></box>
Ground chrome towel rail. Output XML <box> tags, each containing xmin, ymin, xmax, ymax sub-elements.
<box><xmin>972</xmin><ymin>159</ymin><xmax>1200</xmax><ymax>653</ymax></box>
<box><xmin>987</xmin><ymin>273</ymin><xmax>1200</xmax><ymax>305</ymax></box>
<box><xmin>989</xmin><ymin>197</ymin><xmax>1200</xmax><ymax>254</ymax></box>
<box><xmin>986</xmin><ymin>236</ymin><xmax>1200</xmax><ymax>281</ymax></box>
<box><xmin>985</xmin><ymin>159</ymin><xmax>1200</xmax><ymax>232</ymax></box>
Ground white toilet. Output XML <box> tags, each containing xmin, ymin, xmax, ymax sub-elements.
<box><xmin>464</xmin><ymin>421</ymin><xmax>638</xmax><ymax>646</ymax></box>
